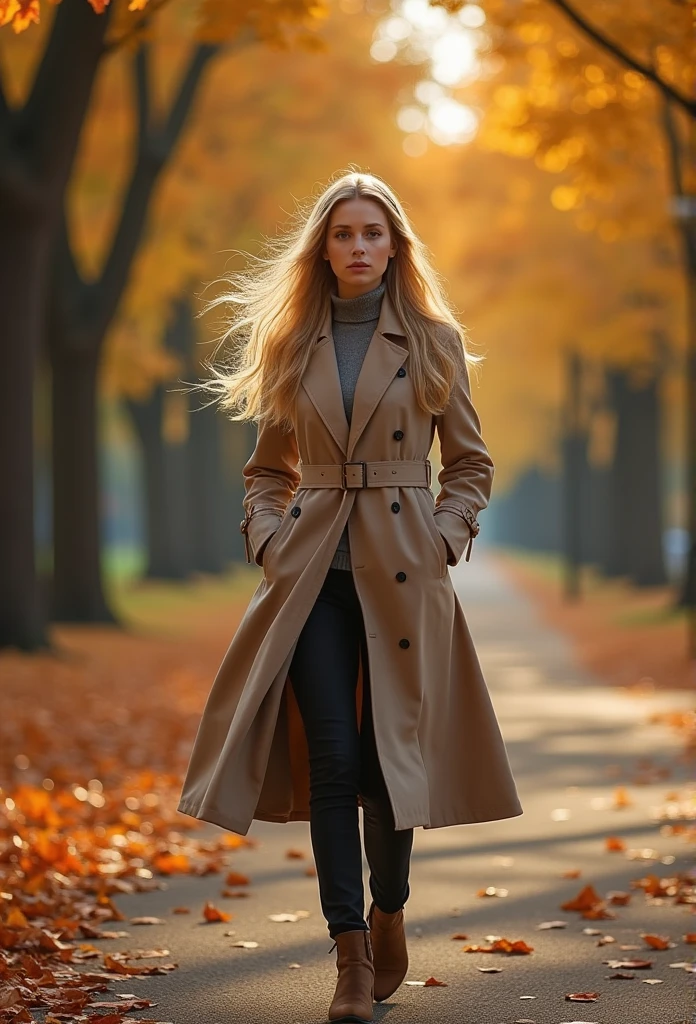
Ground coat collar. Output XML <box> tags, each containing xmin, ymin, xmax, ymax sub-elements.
<box><xmin>301</xmin><ymin>286</ymin><xmax>410</xmax><ymax>461</ymax></box>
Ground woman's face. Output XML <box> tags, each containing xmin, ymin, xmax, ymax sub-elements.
<box><xmin>324</xmin><ymin>197</ymin><xmax>397</xmax><ymax>299</ymax></box>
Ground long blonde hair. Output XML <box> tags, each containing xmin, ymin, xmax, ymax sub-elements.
<box><xmin>196</xmin><ymin>169</ymin><xmax>481</xmax><ymax>431</ymax></box>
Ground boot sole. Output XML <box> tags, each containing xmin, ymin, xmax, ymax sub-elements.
<box><xmin>327</xmin><ymin>1016</ymin><xmax>373</xmax><ymax>1023</ymax></box>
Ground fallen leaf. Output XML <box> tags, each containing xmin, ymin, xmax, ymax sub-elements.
<box><xmin>268</xmin><ymin>911</ymin><xmax>310</xmax><ymax>922</ymax></box>
<box><xmin>285</xmin><ymin>849</ymin><xmax>305</xmax><ymax>859</ymax></box>
<box><xmin>230</xmin><ymin>940</ymin><xmax>258</xmax><ymax>949</ymax></box>
<box><xmin>603</xmin><ymin>959</ymin><xmax>652</xmax><ymax>969</ymax></box>
<box><xmin>537</xmin><ymin>920</ymin><xmax>567</xmax><ymax>929</ymax></box>
<box><xmin>225</xmin><ymin>871</ymin><xmax>250</xmax><ymax>886</ymax></box>
<box><xmin>476</xmin><ymin>886</ymin><xmax>508</xmax><ymax>898</ymax></box>
<box><xmin>561</xmin><ymin>885</ymin><xmax>603</xmax><ymax>912</ymax></box>
<box><xmin>129</xmin><ymin>917</ymin><xmax>164</xmax><ymax>925</ymax></box>
<box><xmin>462</xmin><ymin>938</ymin><xmax>533</xmax><ymax>955</ymax></box>
<box><xmin>613</xmin><ymin>786</ymin><xmax>633</xmax><ymax>808</ymax></box>
<box><xmin>172</xmin><ymin>907</ymin><xmax>190</xmax><ymax>914</ymax></box>
<box><xmin>566</xmin><ymin>993</ymin><xmax>600</xmax><ymax>1001</ymax></box>
<box><xmin>582</xmin><ymin>905</ymin><xmax>616</xmax><ymax>920</ymax></box>
<box><xmin>607</xmin><ymin>971</ymin><xmax>635</xmax><ymax>979</ymax></box>
<box><xmin>202</xmin><ymin>902</ymin><xmax>230</xmax><ymax>923</ymax></box>
<box><xmin>450</xmin><ymin>933</ymin><xmax>469</xmax><ymax>939</ymax></box>
<box><xmin>607</xmin><ymin>892</ymin><xmax>631</xmax><ymax>906</ymax></box>
<box><xmin>561</xmin><ymin>869</ymin><xmax>582</xmax><ymax>879</ymax></box>
<box><xmin>477</xmin><ymin>966</ymin><xmax>502</xmax><ymax>973</ymax></box>
<box><xmin>424</xmin><ymin>976</ymin><xmax>447</xmax><ymax>986</ymax></box>
<box><xmin>641</xmin><ymin>979</ymin><xmax>663</xmax><ymax>984</ymax></box>
<box><xmin>605</xmin><ymin>836</ymin><xmax>626</xmax><ymax>852</ymax></box>
<box><xmin>641</xmin><ymin>934</ymin><xmax>673</xmax><ymax>950</ymax></box>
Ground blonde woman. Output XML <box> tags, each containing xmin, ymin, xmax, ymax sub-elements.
<box><xmin>178</xmin><ymin>170</ymin><xmax>522</xmax><ymax>1023</ymax></box>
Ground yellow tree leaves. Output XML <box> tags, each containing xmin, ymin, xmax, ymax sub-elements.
<box><xmin>0</xmin><ymin>0</ymin><xmax>330</xmax><ymax>39</ymax></box>
<box><xmin>0</xmin><ymin>0</ymin><xmax>43</xmax><ymax>33</ymax></box>
<box><xmin>0</xmin><ymin>0</ymin><xmax>117</xmax><ymax>33</ymax></box>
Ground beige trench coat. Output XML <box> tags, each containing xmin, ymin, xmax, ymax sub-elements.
<box><xmin>177</xmin><ymin>290</ymin><xmax>522</xmax><ymax>834</ymax></box>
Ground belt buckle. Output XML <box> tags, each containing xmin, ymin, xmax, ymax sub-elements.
<box><xmin>342</xmin><ymin>461</ymin><xmax>367</xmax><ymax>489</ymax></box>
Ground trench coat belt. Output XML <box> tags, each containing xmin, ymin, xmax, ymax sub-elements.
<box><xmin>299</xmin><ymin>459</ymin><xmax>432</xmax><ymax>489</ymax></box>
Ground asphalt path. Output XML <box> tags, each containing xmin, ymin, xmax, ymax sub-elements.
<box><xmin>87</xmin><ymin>552</ymin><xmax>694</xmax><ymax>1024</ymax></box>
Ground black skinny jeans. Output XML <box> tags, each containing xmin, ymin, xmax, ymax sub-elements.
<box><xmin>289</xmin><ymin>567</ymin><xmax>414</xmax><ymax>939</ymax></box>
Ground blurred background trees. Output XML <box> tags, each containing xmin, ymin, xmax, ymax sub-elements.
<box><xmin>0</xmin><ymin>0</ymin><xmax>692</xmax><ymax>654</ymax></box>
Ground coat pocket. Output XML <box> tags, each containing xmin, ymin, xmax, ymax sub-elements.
<box><xmin>419</xmin><ymin>496</ymin><xmax>448</xmax><ymax>578</ymax></box>
<box><xmin>260</xmin><ymin>517</ymin><xmax>285</xmax><ymax>573</ymax></box>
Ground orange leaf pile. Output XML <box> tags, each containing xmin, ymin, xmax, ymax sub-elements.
<box><xmin>561</xmin><ymin>884</ymin><xmax>616</xmax><ymax>920</ymax></box>
<box><xmin>462</xmin><ymin>938</ymin><xmax>533</xmax><ymax>955</ymax></box>
<box><xmin>0</xmin><ymin>616</ymin><xmax>257</xmax><ymax>1019</ymax></box>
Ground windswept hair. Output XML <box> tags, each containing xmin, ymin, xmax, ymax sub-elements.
<box><xmin>194</xmin><ymin>168</ymin><xmax>481</xmax><ymax>431</ymax></box>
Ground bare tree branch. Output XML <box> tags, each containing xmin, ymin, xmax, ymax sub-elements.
<box><xmin>22</xmin><ymin>0</ymin><xmax>113</xmax><ymax>181</ymax></box>
<box><xmin>94</xmin><ymin>43</ymin><xmax>219</xmax><ymax>339</ymax></box>
<box><xmin>135</xmin><ymin>44</ymin><xmax>151</xmax><ymax>152</ymax></box>
<box><xmin>547</xmin><ymin>0</ymin><xmax>696</xmax><ymax>119</ymax></box>
<box><xmin>104</xmin><ymin>0</ymin><xmax>175</xmax><ymax>55</ymax></box>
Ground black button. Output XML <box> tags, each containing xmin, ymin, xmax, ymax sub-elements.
<box><xmin>399</xmin><ymin>638</ymin><xmax>410</xmax><ymax>649</ymax></box>
<box><xmin>291</xmin><ymin>507</ymin><xmax>301</xmax><ymax>518</ymax></box>
<box><xmin>393</xmin><ymin>429</ymin><xmax>404</xmax><ymax>440</ymax></box>
<box><xmin>396</xmin><ymin>367</ymin><xmax>406</xmax><ymax>378</ymax></box>
<box><xmin>396</xmin><ymin>571</ymin><xmax>406</xmax><ymax>582</ymax></box>
<box><xmin>391</xmin><ymin>501</ymin><xmax>400</xmax><ymax>513</ymax></box>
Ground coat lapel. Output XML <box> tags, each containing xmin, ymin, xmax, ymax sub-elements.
<box><xmin>300</xmin><ymin>287</ymin><xmax>410</xmax><ymax>461</ymax></box>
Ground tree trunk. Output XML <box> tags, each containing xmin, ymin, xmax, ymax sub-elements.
<box><xmin>47</xmin><ymin>45</ymin><xmax>217</xmax><ymax>621</ymax></box>
<box><xmin>127</xmin><ymin>387</ymin><xmax>195</xmax><ymax>580</ymax></box>
<box><xmin>189</xmin><ymin>402</ymin><xmax>227</xmax><ymax>573</ymax></box>
<box><xmin>561</xmin><ymin>351</ymin><xmax>585</xmax><ymax>600</ymax></box>
<box><xmin>0</xmin><ymin>208</ymin><xmax>51</xmax><ymax>649</ymax></box>
<box><xmin>50</xmin><ymin>341</ymin><xmax>116</xmax><ymax>621</ymax></box>
<box><xmin>629</xmin><ymin>372</ymin><xmax>667</xmax><ymax>586</ymax></box>
<box><xmin>585</xmin><ymin>463</ymin><xmax>611</xmax><ymax>568</ymax></box>
<box><xmin>677</xmin><ymin>218</ymin><xmax>696</xmax><ymax>607</ymax></box>
<box><xmin>0</xmin><ymin>0</ymin><xmax>112</xmax><ymax>648</ymax></box>
<box><xmin>604</xmin><ymin>368</ymin><xmax>666</xmax><ymax>585</ymax></box>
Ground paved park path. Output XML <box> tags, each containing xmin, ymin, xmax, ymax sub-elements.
<box><xmin>106</xmin><ymin>554</ymin><xmax>694</xmax><ymax>1024</ymax></box>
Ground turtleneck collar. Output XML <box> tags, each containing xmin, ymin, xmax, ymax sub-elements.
<box><xmin>331</xmin><ymin>280</ymin><xmax>385</xmax><ymax>324</ymax></box>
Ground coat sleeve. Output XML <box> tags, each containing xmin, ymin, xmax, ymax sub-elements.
<box><xmin>239</xmin><ymin>417</ymin><xmax>302</xmax><ymax>566</ymax></box>
<box><xmin>433</xmin><ymin>358</ymin><xmax>495</xmax><ymax>566</ymax></box>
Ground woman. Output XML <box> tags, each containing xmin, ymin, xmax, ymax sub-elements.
<box><xmin>178</xmin><ymin>170</ymin><xmax>522</xmax><ymax>1024</ymax></box>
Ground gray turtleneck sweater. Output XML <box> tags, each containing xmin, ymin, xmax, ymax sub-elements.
<box><xmin>329</xmin><ymin>280</ymin><xmax>386</xmax><ymax>571</ymax></box>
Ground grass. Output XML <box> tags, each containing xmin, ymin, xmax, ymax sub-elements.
<box><xmin>102</xmin><ymin>543</ymin><xmax>262</xmax><ymax>639</ymax></box>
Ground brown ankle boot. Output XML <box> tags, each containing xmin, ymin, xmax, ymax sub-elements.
<box><xmin>366</xmin><ymin>901</ymin><xmax>408</xmax><ymax>1001</ymax></box>
<box><xmin>327</xmin><ymin>928</ymin><xmax>374</xmax><ymax>1023</ymax></box>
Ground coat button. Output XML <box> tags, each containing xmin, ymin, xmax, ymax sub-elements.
<box><xmin>393</xmin><ymin>429</ymin><xmax>404</xmax><ymax>440</ymax></box>
<box><xmin>291</xmin><ymin>507</ymin><xmax>301</xmax><ymax>518</ymax></box>
<box><xmin>391</xmin><ymin>501</ymin><xmax>400</xmax><ymax>513</ymax></box>
<box><xmin>399</xmin><ymin>638</ymin><xmax>410</xmax><ymax>649</ymax></box>
<box><xmin>396</xmin><ymin>367</ymin><xmax>406</xmax><ymax>378</ymax></box>
<box><xmin>396</xmin><ymin>571</ymin><xmax>406</xmax><ymax>582</ymax></box>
